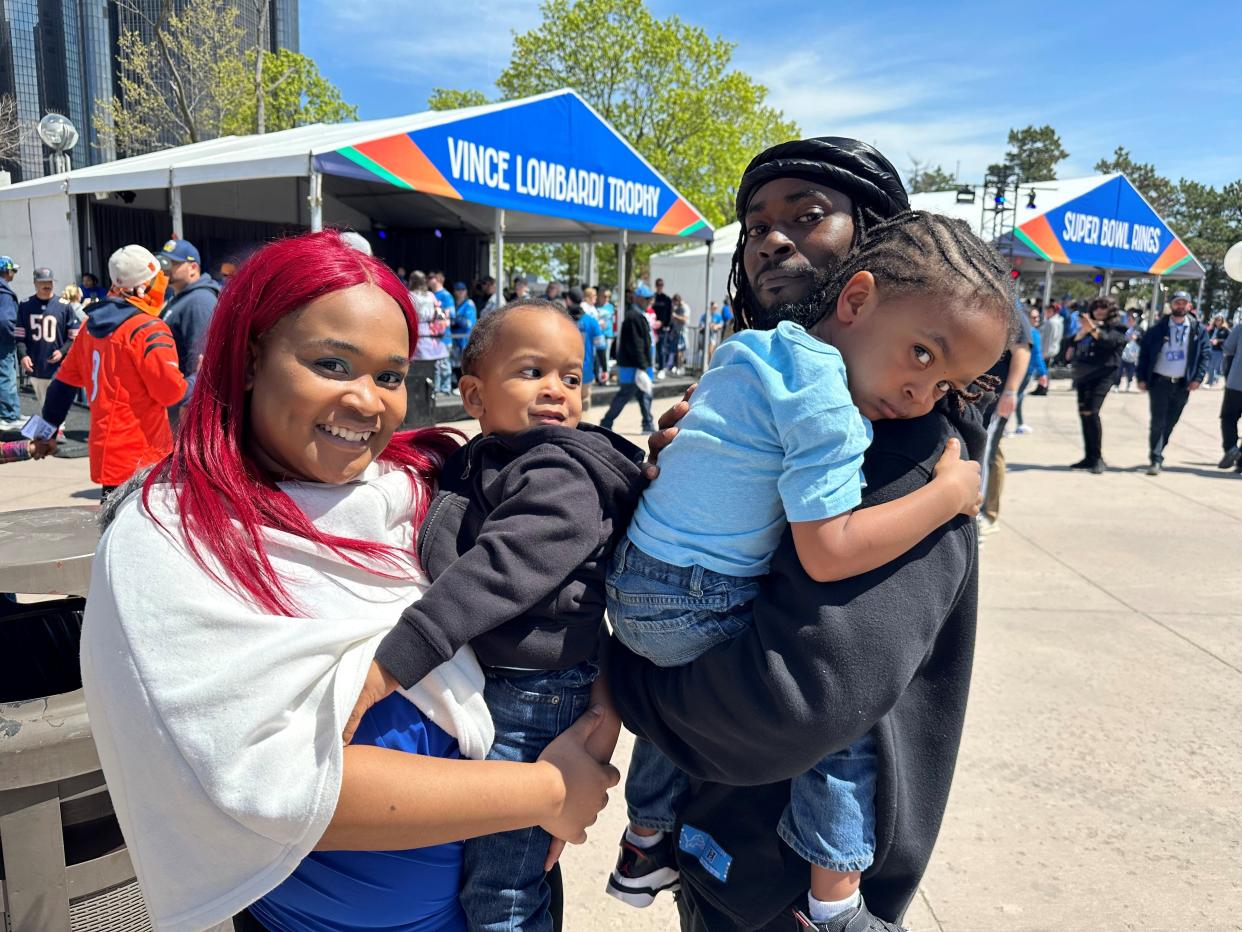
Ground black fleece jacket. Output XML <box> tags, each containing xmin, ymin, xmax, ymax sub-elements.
<box><xmin>616</xmin><ymin>303</ymin><xmax>653</xmax><ymax>370</ymax></box>
<box><xmin>606</xmin><ymin>403</ymin><xmax>983</xmax><ymax>929</ymax></box>
<box><xmin>377</xmin><ymin>424</ymin><xmax>645</xmax><ymax>688</ymax></box>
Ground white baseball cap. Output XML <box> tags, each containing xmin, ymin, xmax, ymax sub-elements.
<box><xmin>109</xmin><ymin>245</ymin><xmax>161</xmax><ymax>290</ymax></box>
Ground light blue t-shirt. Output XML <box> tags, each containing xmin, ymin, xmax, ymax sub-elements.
<box><xmin>628</xmin><ymin>321</ymin><xmax>871</xmax><ymax>577</ymax></box>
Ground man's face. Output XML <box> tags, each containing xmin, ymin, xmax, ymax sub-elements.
<box><xmin>655</xmin><ymin>279</ymin><xmax>665</xmax><ymax>294</ymax></box>
<box><xmin>742</xmin><ymin>178</ymin><xmax>856</xmax><ymax>323</ymax></box>
<box><xmin>546</xmin><ymin>282</ymin><xmax>562</xmax><ymax>299</ymax></box>
<box><xmin>1170</xmin><ymin>298</ymin><xmax>1191</xmax><ymax>318</ymax></box>
<box><xmin>166</xmin><ymin>259</ymin><xmax>198</xmax><ymax>291</ymax></box>
<box><xmin>454</xmin><ymin>287</ymin><xmax>468</xmax><ymax>305</ymax></box>
<box><xmin>35</xmin><ymin>280</ymin><xmax>54</xmax><ymax>299</ymax></box>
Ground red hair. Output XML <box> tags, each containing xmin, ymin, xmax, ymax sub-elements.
<box><xmin>144</xmin><ymin>230</ymin><xmax>462</xmax><ymax>615</ymax></box>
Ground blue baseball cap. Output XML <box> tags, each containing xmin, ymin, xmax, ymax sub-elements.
<box><xmin>0</xmin><ymin>256</ymin><xmax>18</xmax><ymax>273</ymax></box>
<box><xmin>634</xmin><ymin>283</ymin><xmax>654</xmax><ymax>298</ymax></box>
<box><xmin>452</xmin><ymin>281</ymin><xmax>468</xmax><ymax>291</ymax></box>
<box><xmin>159</xmin><ymin>238</ymin><xmax>200</xmax><ymax>264</ymax></box>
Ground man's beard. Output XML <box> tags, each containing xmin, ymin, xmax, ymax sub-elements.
<box><xmin>746</xmin><ymin>265</ymin><xmax>840</xmax><ymax>332</ymax></box>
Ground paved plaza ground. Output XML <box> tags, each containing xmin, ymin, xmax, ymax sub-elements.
<box><xmin>2</xmin><ymin>381</ymin><xmax>1239</xmax><ymax>930</ymax></box>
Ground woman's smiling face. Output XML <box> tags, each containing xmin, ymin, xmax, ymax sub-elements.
<box><xmin>246</xmin><ymin>282</ymin><xmax>411</xmax><ymax>485</ymax></box>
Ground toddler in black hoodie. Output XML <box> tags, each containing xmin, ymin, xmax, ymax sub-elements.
<box><xmin>371</xmin><ymin>298</ymin><xmax>645</xmax><ymax>932</ymax></box>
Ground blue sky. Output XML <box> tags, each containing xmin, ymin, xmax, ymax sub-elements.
<box><xmin>301</xmin><ymin>0</ymin><xmax>1242</xmax><ymax>190</ymax></box>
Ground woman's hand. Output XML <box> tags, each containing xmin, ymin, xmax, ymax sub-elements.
<box><xmin>535</xmin><ymin>706</ymin><xmax>620</xmax><ymax>846</ymax></box>
<box><xmin>343</xmin><ymin>660</ymin><xmax>400</xmax><ymax>744</ymax></box>
<box><xmin>643</xmin><ymin>383</ymin><xmax>696</xmax><ymax>481</ymax></box>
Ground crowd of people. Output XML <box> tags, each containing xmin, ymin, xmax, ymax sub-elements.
<box><xmin>3</xmin><ymin>129</ymin><xmax>1242</xmax><ymax>932</ymax></box>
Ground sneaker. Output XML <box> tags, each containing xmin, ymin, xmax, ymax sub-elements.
<box><xmin>977</xmin><ymin>515</ymin><xmax>1000</xmax><ymax>537</ymax></box>
<box><xmin>656</xmin><ymin>370</ymin><xmax>668</xmax><ymax>381</ymax></box>
<box><xmin>605</xmin><ymin>831</ymin><xmax>680</xmax><ymax>908</ymax></box>
<box><xmin>1069</xmin><ymin>458</ymin><xmax>1092</xmax><ymax>470</ymax></box>
<box><xmin>1146</xmin><ymin>462</ymin><xmax>1161</xmax><ymax>476</ymax></box>
<box><xmin>0</xmin><ymin>418</ymin><xmax>26</xmax><ymax>432</ymax></box>
<box><xmin>1015</xmin><ymin>425</ymin><xmax>1032</xmax><ymax>434</ymax></box>
<box><xmin>1218</xmin><ymin>447</ymin><xmax>1241</xmax><ymax>470</ymax></box>
<box><xmin>1090</xmin><ymin>460</ymin><xmax>1105</xmax><ymax>475</ymax></box>
<box><xmin>792</xmin><ymin>896</ymin><xmax>909</xmax><ymax>931</ymax></box>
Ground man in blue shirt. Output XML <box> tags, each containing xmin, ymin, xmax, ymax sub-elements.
<box><xmin>0</xmin><ymin>256</ymin><xmax>23</xmax><ymax>430</ymax></box>
<box><xmin>450</xmin><ymin>280</ymin><xmax>477</xmax><ymax>393</ymax></box>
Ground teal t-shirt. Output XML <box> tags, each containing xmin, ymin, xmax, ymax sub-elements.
<box><xmin>628</xmin><ymin>321</ymin><xmax>871</xmax><ymax>576</ymax></box>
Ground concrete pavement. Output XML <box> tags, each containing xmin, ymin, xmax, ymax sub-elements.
<box><xmin>2</xmin><ymin>381</ymin><xmax>1238</xmax><ymax>930</ymax></box>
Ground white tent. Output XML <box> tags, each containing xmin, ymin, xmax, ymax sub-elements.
<box><xmin>0</xmin><ymin>90</ymin><xmax>712</xmax><ymax>290</ymax></box>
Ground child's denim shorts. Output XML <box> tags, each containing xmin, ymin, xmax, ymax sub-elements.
<box><xmin>606</xmin><ymin>536</ymin><xmax>878</xmax><ymax>873</ymax></box>
<box><xmin>606</xmin><ymin>537</ymin><xmax>760</xmax><ymax>667</ymax></box>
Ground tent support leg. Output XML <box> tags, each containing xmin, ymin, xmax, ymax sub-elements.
<box><xmin>586</xmin><ymin>237</ymin><xmax>596</xmax><ymax>288</ymax></box>
<box><xmin>1195</xmin><ymin>276</ymin><xmax>1205</xmax><ymax>312</ymax></box>
<box><xmin>1101</xmin><ymin>270</ymin><xmax>1112</xmax><ymax>297</ymax></box>
<box><xmin>170</xmin><ymin>185</ymin><xmax>183</xmax><ymax>239</ymax></box>
<box><xmin>308</xmin><ymin>169</ymin><xmax>323</xmax><ymax>232</ymax></box>
<box><xmin>1042</xmin><ymin>264</ymin><xmax>1054</xmax><ymax>309</ymax></box>
<box><xmin>617</xmin><ymin>230</ymin><xmax>628</xmax><ymax>304</ymax></box>
<box><xmin>494</xmin><ymin>208</ymin><xmax>505</xmax><ymax>294</ymax></box>
<box><xmin>703</xmin><ymin>241</ymin><xmax>714</xmax><ymax>370</ymax></box>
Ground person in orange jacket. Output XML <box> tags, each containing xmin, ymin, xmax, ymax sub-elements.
<box><xmin>35</xmin><ymin>245</ymin><xmax>190</xmax><ymax>500</ymax></box>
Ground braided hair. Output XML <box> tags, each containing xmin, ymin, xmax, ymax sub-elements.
<box><xmin>811</xmin><ymin>210</ymin><xmax>1018</xmax><ymax>411</ymax></box>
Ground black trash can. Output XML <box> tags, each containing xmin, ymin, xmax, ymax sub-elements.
<box><xmin>403</xmin><ymin>359</ymin><xmax>438</xmax><ymax>428</ymax></box>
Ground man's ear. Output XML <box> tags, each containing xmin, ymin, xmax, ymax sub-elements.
<box><xmin>835</xmin><ymin>271</ymin><xmax>876</xmax><ymax>326</ymax></box>
<box><xmin>459</xmin><ymin>374</ymin><xmax>485</xmax><ymax>419</ymax></box>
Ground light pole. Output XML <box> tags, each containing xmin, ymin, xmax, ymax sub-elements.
<box><xmin>36</xmin><ymin>113</ymin><xmax>79</xmax><ymax>175</ymax></box>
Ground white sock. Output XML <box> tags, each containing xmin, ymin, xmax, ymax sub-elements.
<box><xmin>807</xmin><ymin>889</ymin><xmax>860</xmax><ymax>923</ymax></box>
<box><xmin>625</xmin><ymin>827</ymin><xmax>664</xmax><ymax>849</ymax></box>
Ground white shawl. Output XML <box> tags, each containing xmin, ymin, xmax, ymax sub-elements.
<box><xmin>80</xmin><ymin>462</ymin><xmax>493</xmax><ymax>932</ymax></box>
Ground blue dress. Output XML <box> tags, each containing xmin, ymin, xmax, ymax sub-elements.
<box><xmin>248</xmin><ymin>693</ymin><xmax>467</xmax><ymax>931</ymax></box>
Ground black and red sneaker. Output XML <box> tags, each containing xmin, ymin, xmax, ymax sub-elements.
<box><xmin>604</xmin><ymin>831</ymin><xmax>680</xmax><ymax>908</ymax></box>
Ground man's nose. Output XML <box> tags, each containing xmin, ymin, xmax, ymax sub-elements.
<box><xmin>756</xmin><ymin>228</ymin><xmax>795</xmax><ymax>260</ymax></box>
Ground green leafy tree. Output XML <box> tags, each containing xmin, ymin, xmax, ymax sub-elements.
<box><xmin>221</xmin><ymin>48</ymin><xmax>358</xmax><ymax>135</ymax></box>
<box><xmin>96</xmin><ymin>0</ymin><xmax>246</xmax><ymax>154</ymax></box>
<box><xmin>1093</xmin><ymin>146</ymin><xmax>1178</xmax><ymax>217</ymax></box>
<box><xmin>1167</xmin><ymin>178</ymin><xmax>1242</xmax><ymax>312</ymax></box>
<box><xmin>428</xmin><ymin>88</ymin><xmax>490</xmax><ymax>111</ymax></box>
<box><xmin>908</xmin><ymin>160</ymin><xmax>957</xmax><ymax>194</ymax></box>
<box><xmin>1003</xmin><ymin>125</ymin><xmax>1068</xmax><ymax>182</ymax></box>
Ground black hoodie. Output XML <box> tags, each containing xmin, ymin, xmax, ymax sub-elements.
<box><xmin>606</xmin><ymin>403</ymin><xmax>984</xmax><ymax>929</ymax></box>
<box><xmin>378</xmin><ymin>423</ymin><xmax>646</xmax><ymax>687</ymax></box>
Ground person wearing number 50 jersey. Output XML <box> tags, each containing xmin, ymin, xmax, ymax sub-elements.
<box><xmin>36</xmin><ymin>245</ymin><xmax>189</xmax><ymax>500</ymax></box>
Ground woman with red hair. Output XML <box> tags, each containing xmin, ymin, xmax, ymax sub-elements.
<box><xmin>79</xmin><ymin>231</ymin><xmax>617</xmax><ymax>932</ymax></box>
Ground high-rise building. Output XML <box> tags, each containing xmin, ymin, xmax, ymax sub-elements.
<box><xmin>0</xmin><ymin>0</ymin><xmax>298</xmax><ymax>183</ymax></box>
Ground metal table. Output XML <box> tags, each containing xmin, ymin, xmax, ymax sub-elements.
<box><xmin>0</xmin><ymin>505</ymin><xmax>99</xmax><ymax>598</ymax></box>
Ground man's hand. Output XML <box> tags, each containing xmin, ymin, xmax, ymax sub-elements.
<box><xmin>343</xmin><ymin>659</ymin><xmax>400</xmax><ymax>744</ymax></box>
<box><xmin>1137</xmin><ymin>381</ymin><xmax>1147</xmax><ymax>392</ymax></box>
<box><xmin>31</xmin><ymin>439</ymin><xmax>57</xmax><ymax>460</ymax></box>
<box><xmin>1189</xmin><ymin>380</ymin><xmax>1201</xmax><ymax>391</ymax></box>
<box><xmin>643</xmin><ymin>383</ymin><xmax>695</xmax><ymax>481</ymax></box>
<box><xmin>19</xmin><ymin>356</ymin><xmax>33</xmax><ymax>373</ymax></box>
<box><xmin>48</xmin><ymin>349</ymin><xmax>63</xmax><ymax>365</ymax></box>
<box><xmin>996</xmin><ymin>391</ymin><xmax>1017</xmax><ymax>420</ymax></box>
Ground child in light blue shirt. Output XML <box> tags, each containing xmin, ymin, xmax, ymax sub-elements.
<box><xmin>606</xmin><ymin>212</ymin><xmax>1017</xmax><ymax>920</ymax></box>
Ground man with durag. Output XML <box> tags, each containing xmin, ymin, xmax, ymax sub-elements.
<box><xmin>607</xmin><ymin>137</ymin><xmax>988</xmax><ymax>931</ymax></box>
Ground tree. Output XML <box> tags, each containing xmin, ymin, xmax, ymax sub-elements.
<box><xmin>96</xmin><ymin>0</ymin><xmax>247</xmax><ymax>154</ymax></box>
<box><xmin>221</xmin><ymin>48</ymin><xmax>358</xmax><ymax>135</ymax></box>
<box><xmin>428</xmin><ymin>88</ymin><xmax>490</xmax><ymax>111</ymax></box>
<box><xmin>494</xmin><ymin>0</ymin><xmax>796</xmax><ymax>231</ymax></box>
<box><xmin>0</xmin><ymin>94</ymin><xmax>24</xmax><ymax>169</ymax></box>
<box><xmin>1002</xmin><ymin>125</ymin><xmax>1068</xmax><ymax>182</ymax></box>
<box><xmin>1093</xmin><ymin>146</ymin><xmax>1177</xmax><ymax>217</ymax></box>
<box><xmin>908</xmin><ymin>159</ymin><xmax>956</xmax><ymax>194</ymax></box>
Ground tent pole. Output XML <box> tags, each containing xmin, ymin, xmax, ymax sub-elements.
<box><xmin>308</xmin><ymin>167</ymin><xmax>323</xmax><ymax>232</ymax></box>
<box><xmin>1195</xmin><ymin>276</ymin><xmax>1206</xmax><ymax>312</ymax></box>
<box><xmin>1101</xmin><ymin>269</ymin><xmax>1112</xmax><ymax>297</ymax></box>
<box><xmin>618</xmin><ymin>230</ymin><xmax>628</xmax><ymax>303</ymax></box>
<box><xmin>1149</xmin><ymin>276</ymin><xmax>1162</xmax><ymax>326</ymax></box>
<box><xmin>169</xmin><ymin>172</ymin><xmax>183</xmax><ymax>238</ymax></box>
<box><xmin>585</xmin><ymin>237</ymin><xmax>596</xmax><ymax>287</ymax></box>
<box><xmin>1042</xmin><ymin>263</ymin><xmax>1054</xmax><ymax>310</ymax></box>
<box><xmin>494</xmin><ymin>208</ymin><xmax>505</xmax><ymax>293</ymax></box>
<box><xmin>703</xmin><ymin>240</ymin><xmax>714</xmax><ymax>371</ymax></box>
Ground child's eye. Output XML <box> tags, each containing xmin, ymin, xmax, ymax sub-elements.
<box><xmin>519</xmin><ymin>367</ymin><xmax>542</xmax><ymax>379</ymax></box>
<box><xmin>377</xmin><ymin>370</ymin><xmax>406</xmax><ymax>387</ymax></box>
<box><xmin>913</xmin><ymin>345</ymin><xmax>933</xmax><ymax>366</ymax></box>
<box><xmin>935</xmin><ymin>379</ymin><xmax>953</xmax><ymax>395</ymax></box>
<box><xmin>563</xmin><ymin>374</ymin><xmax>582</xmax><ymax>388</ymax></box>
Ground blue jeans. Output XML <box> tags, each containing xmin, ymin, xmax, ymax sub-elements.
<box><xmin>460</xmin><ymin>662</ymin><xmax>597</xmax><ymax>932</ymax></box>
<box><xmin>599</xmin><ymin>382</ymin><xmax>654</xmax><ymax>432</ymax></box>
<box><xmin>607</xmin><ymin>538</ymin><xmax>878</xmax><ymax>872</ymax></box>
<box><xmin>0</xmin><ymin>345</ymin><xmax>20</xmax><ymax>421</ymax></box>
<box><xmin>434</xmin><ymin>356</ymin><xmax>453</xmax><ymax>394</ymax></box>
